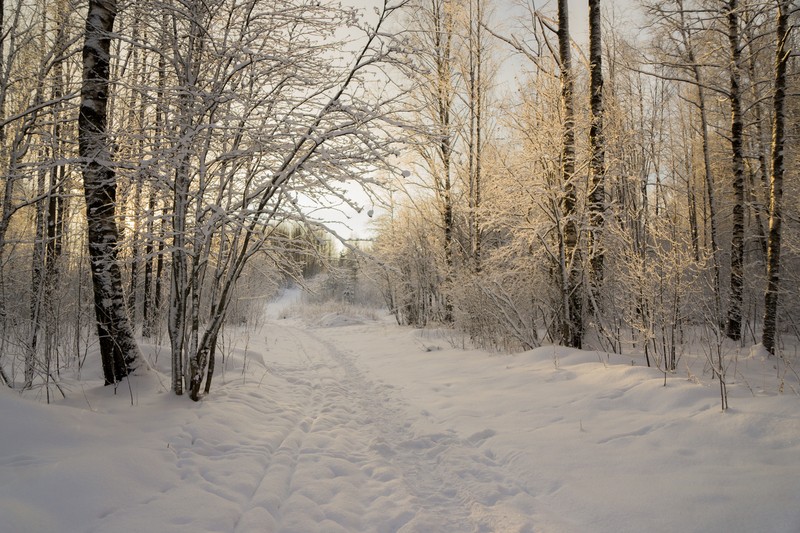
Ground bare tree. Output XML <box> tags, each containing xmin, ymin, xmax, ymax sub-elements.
<box><xmin>725</xmin><ymin>0</ymin><xmax>746</xmax><ymax>341</ymax></box>
<box><xmin>79</xmin><ymin>0</ymin><xmax>142</xmax><ymax>384</ymax></box>
<box><xmin>557</xmin><ymin>0</ymin><xmax>582</xmax><ymax>348</ymax></box>
<box><xmin>588</xmin><ymin>0</ymin><xmax>606</xmax><ymax>303</ymax></box>
<box><xmin>114</xmin><ymin>0</ymin><xmax>409</xmax><ymax>399</ymax></box>
<box><xmin>646</xmin><ymin>0</ymin><xmax>723</xmax><ymax>316</ymax></box>
<box><xmin>762</xmin><ymin>0</ymin><xmax>790</xmax><ymax>355</ymax></box>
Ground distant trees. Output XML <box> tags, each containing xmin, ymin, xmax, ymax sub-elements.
<box><xmin>375</xmin><ymin>0</ymin><xmax>799</xmax><ymax>367</ymax></box>
<box><xmin>0</xmin><ymin>0</ymin><xmax>797</xmax><ymax>399</ymax></box>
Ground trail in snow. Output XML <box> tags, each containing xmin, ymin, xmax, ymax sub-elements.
<box><xmin>75</xmin><ymin>316</ymin><xmax>534</xmax><ymax>533</ymax></box>
<box><xmin>2</xmin><ymin>301</ymin><xmax>799</xmax><ymax>532</ymax></box>
<box><xmin>241</xmin><ymin>321</ymin><xmax>535</xmax><ymax>532</ymax></box>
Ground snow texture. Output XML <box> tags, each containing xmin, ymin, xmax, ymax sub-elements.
<box><xmin>1</xmin><ymin>295</ymin><xmax>799</xmax><ymax>532</ymax></box>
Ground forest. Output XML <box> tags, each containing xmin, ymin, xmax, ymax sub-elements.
<box><xmin>0</xmin><ymin>0</ymin><xmax>798</xmax><ymax>409</ymax></box>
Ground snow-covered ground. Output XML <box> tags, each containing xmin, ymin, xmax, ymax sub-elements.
<box><xmin>2</xmin><ymin>297</ymin><xmax>799</xmax><ymax>532</ymax></box>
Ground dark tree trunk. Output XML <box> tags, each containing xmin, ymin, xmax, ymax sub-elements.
<box><xmin>762</xmin><ymin>0</ymin><xmax>789</xmax><ymax>355</ymax></box>
<box><xmin>141</xmin><ymin>189</ymin><xmax>156</xmax><ymax>338</ymax></box>
<box><xmin>726</xmin><ymin>0</ymin><xmax>745</xmax><ymax>341</ymax></box>
<box><xmin>558</xmin><ymin>0</ymin><xmax>581</xmax><ymax>348</ymax></box>
<box><xmin>79</xmin><ymin>0</ymin><xmax>141</xmax><ymax>385</ymax></box>
<box><xmin>588</xmin><ymin>0</ymin><xmax>605</xmax><ymax>300</ymax></box>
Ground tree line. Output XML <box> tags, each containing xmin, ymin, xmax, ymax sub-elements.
<box><xmin>372</xmin><ymin>0</ymin><xmax>798</xmax><ymax>408</ymax></box>
<box><xmin>1</xmin><ymin>0</ymin><xmax>797</xmax><ymax>408</ymax></box>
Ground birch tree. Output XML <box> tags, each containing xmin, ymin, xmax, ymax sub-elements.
<box><xmin>406</xmin><ymin>0</ymin><xmax>458</xmax><ymax>323</ymax></box>
<box><xmin>557</xmin><ymin>0</ymin><xmax>582</xmax><ymax>348</ymax></box>
<box><xmin>762</xmin><ymin>0</ymin><xmax>791</xmax><ymax>355</ymax></box>
<box><xmin>463</xmin><ymin>0</ymin><xmax>490</xmax><ymax>272</ymax></box>
<box><xmin>588</xmin><ymin>0</ymin><xmax>606</xmax><ymax>302</ymax></box>
<box><xmin>79</xmin><ymin>0</ymin><xmax>142</xmax><ymax>385</ymax></box>
<box><xmin>725</xmin><ymin>0</ymin><xmax>746</xmax><ymax>341</ymax></box>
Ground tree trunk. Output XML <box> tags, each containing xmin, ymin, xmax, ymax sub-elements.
<box><xmin>558</xmin><ymin>0</ymin><xmax>581</xmax><ymax>348</ymax></box>
<box><xmin>467</xmin><ymin>0</ymin><xmax>484</xmax><ymax>273</ymax></box>
<box><xmin>726</xmin><ymin>0</ymin><xmax>745</xmax><ymax>341</ymax></box>
<box><xmin>46</xmin><ymin>17</ymin><xmax>68</xmax><ymax>375</ymax></box>
<box><xmin>141</xmin><ymin>189</ymin><xmax>156</xmax><ymax>338</ymax></box>
<box><xmin>167</xmin><ymin>3</ymin><xmax>206</xmax><ymax>395</ymax></box>
<box><xmin>762</xmin><ymin>0</ymin><xmax>789</xmax><ymax>355</ymax></box>
<box><xmin>128</xmin><ymin>175</ymin><xmax>142</xmax><ymax>325</ymax></box>
<box><xmin>27</xmin><ymin>163</ymin><xmax>47</xmax><ymax>389</ymax></box>
<box><xmin>588</xmin><ymin>0</ymin><xmax>605</xmax><ymax>300</ymax></box>
<box><xmin>142</xmin><ymin>48</ymin><xmax>166</xmax><ymax>340</ymax></box>
<box><xmin>434</xmin><ymin>0</ymin><xmax>455</xmax><ymax>321</ymax></box>
<box><xmin>169</xmin><ymin>159</ymin><xmax>190</xmax><ymax>395</ymax></box>
<box><xmin>79</xmin><ymin>0</ymin><xmax>141</xmax><ymax>385</ymax></box>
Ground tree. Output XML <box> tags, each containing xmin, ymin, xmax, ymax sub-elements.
<box><xmin>557</xmin><ymin>0</ymin><xmax>582</xmax><ymax>348</ymax></box>
<box><xmin>464</xmin><ymin>0</ymin><xmax>490</xmax><ymax>273</ymax></box>
<box><xmin>79</xmin><ymin>0</ymin><xmax>142</xmax><ymax>385</ymax></box>
<box><xmin>122</xmin><ymin>0</ymin><xmax>408</xmax><ymax>399</ymax></box>
<box><xmin>407</xmin><ymin>0</ymin><xmax>459</xmax><ymax>323</ymax></box>
<box><xmin>725</xmin><ymin>0</ymin><xmax>746</xmax><ymax>341</ymax></box>
<box><xmin>588</xmin><ymin>0</ymin><xmax>606</xmax><ymax>303</ymax></box>
<box><xmin>762</xmin><ymin>0</ymin><xmax>790</xmax><ymax>355</ymax></box>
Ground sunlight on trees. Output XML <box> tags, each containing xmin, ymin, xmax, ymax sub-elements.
<box><xmin>0</xmin><ymin>0</ymin><xmax>796</xmax><ymax>411</ymax></box>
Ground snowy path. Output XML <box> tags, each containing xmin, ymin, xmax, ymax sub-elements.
<box><xmin>237</xmin><ymin>321</ymin><xmax>535</xmax><ymax>532</ymax></box>
<box><xmin>2</xmin><ymin>306</ymin><xmax>800</xmax><ymax>532</ymax></box>
<box><xmin>58</xmin><ymin>318</ymin><xmax>535</xmax><ymax>533</ymax></box>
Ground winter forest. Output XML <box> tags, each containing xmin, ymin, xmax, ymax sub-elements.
<box><xmin>4</xmin><ymin>0</ymin><xmax>797</xmax><ymax>402</ymax></box>
<box><xmin>1</xmin><ymin>0</ymin><xmax>800</xmax><ymax>530</ymax></box>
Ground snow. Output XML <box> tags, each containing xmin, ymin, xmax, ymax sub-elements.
<box><xmin>2</xmin><ymin>300</ymin><xmax>800</xmax><ymax>532</ymax></box>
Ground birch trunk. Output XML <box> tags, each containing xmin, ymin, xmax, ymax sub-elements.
<box><xmin>762</xmin><ymin>0</ymin><xmax>789</xmax><ymax>355</ymax></box>
<box><xmin>434</xmin><ymin>0</ymin><xmax>455</xmax><ymax>320</ymax></box>
<box><xmin>588</xmin><ymin>0</ymin><xmax>605</xmax><ymax>298</ymax></box>
<box><xmin>558</xmin><ymin>0</ymin><xmax>582</xmax><ymax>348</ymax></box>
<box><xmin>467</xmin><ymin>0</ymin><xmax>484</xmax><ymax>273</ymax></box>
<box><xmin>726</xmin><ymin>0</ymin><xmax>745</xmax><ymax>341</ymax></box>
<box><xmin>79</xmin><ymin>0</ymin><xmax>141</xmax><ymax>384</ymax></box>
